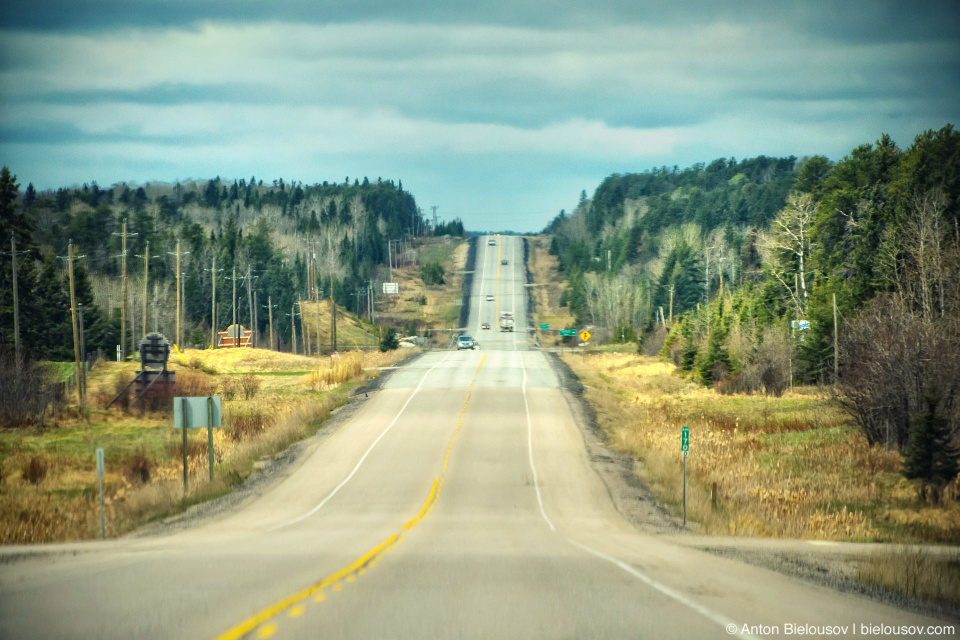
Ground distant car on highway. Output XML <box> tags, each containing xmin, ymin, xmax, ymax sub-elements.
<box><xmin>481</xmin><ymin>322</ymin><xmax>491</xmax><ymax>330</ymax></box>
<box><xmin>488</xmin><ymin>239</ymin><xmax>496</xmax><ymax>245</ymax></box>
<box><xmin>457</xmin><ymin>335</ymin><xmax>479</xmax><ymax>350</ymax></box>
<box><xmin>501</xmin><ymin>259</ymin><xmax>508</xmax><ymax>265</ymax></box>
<box><xmin>485</xmin><ymin>294</ymin><xmax>494</xmax><ymax>301</ymax></box>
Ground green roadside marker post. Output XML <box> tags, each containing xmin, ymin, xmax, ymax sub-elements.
<box><xmin>681</xmin><ymin>426</ymin><xmax>689</xmax><ymax>527</ymax></box>
<box><xmin>96</xmin><ymin>447</ymin><xmax>105</xmax><ymax>539</ymax></box>
<box><xmin>539</xmin><ymin>323</ymin><xmax>549</xmax><ymax>330</ymax></box>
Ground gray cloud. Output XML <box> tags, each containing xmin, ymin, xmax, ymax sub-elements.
<box><xmin>0</xmin><ymin>2</ymin><xmax>957</xmax><ymax>230</ymax></box>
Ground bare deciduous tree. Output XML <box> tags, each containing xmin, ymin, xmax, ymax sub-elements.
<box><xmin>762</xmin><ymin>193</ymin><xmax>817</xmax><ymax>316</ymax></box>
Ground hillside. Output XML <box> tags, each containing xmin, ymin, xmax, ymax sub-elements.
<box><xmin>545</xmin><ymin>125</ymin><xmax>959</xmax><ymax>470</ymax></box>
<box><xmin>0</xmin><ymin>173</ymin><xmax>467</xmax><ymax>360</ymax></box>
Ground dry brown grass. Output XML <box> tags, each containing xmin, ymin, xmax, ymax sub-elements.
<box><xmin>527</xmin><ymin>236</ymin><xmax>576</xmax><ymax>343</ymax></box>
<box><xmin>0</xmin><ymin>346</ymin><xmax>408</xmax><ymax>544</ymax></box>
<box><xmin>374</xmin><ymin>238</ymin><xmax>467</xmax><ymax>331</ymax></box>
<box><xmin>858</xmin><ymin>547</ymin><xmax>960</xmax><ymax>607</ymax></box>
<box><xmin>562</xmin><ymin>351</ymin><xmax>960</xmax><ymax>543</ymax></box>
<box><xmin>305</xmin><ymin>351</ymin><xmax>365</xmax><ymax>390</ymax></box>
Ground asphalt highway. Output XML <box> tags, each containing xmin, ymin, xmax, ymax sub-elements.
<box><xmin>0</xmin><ymin>235</ymin><xmax>954</xmax><ymax>639</ymax></box>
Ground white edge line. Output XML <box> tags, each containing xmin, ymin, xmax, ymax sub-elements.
<box><xmin>523</xmin><ymin>345</ymin><xmax>760</xmax><ymax>640</ymax></box>
<box><xmin>269</xmin><ymin>352</ymin><xmax>452</xmax><ymax>531</ymax></box>
<box><xmin>521</xmin><ymin>357</ymin><xmax>555</xmax><ymax>532</ymax></box>
<box><xmin>565</xmin><ymin>538</ymin><xmax>763</xmax><ymax>640</ymax></box>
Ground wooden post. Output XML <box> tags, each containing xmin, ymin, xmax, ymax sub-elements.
<box><xmin>232</xmin><ymin>266</ymin><xmax>237</xmax><ymax>328</ymax></box>
<box><xmin>315</xmin><ymin>299</ymin><xmax>321</xmax><ymax>357</ymax></box>
<box><xmin>68</xmin><ymin>241</ymin><xmax>83</xmax><ymax>404</ymax></box>
<box><xmin>253</xmin><ymin>290</ymin><xmax>258</xmax><ymax>348</ymax></box>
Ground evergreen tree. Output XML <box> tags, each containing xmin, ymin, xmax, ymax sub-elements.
<box><xmin>903</xmin><ymin>389</ymin><xmax>960</xmax><ymax>497</ymax></box>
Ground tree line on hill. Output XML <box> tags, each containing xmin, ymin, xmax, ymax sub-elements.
<box><xmin>0</xmin><ymin>172</ymin><xmax>466</xmax><ymax>366</ymax></box>
<box><xmin>547</xmin><ymin>125</ymin><xmax>959</xmax><ymax>492</ymax></box>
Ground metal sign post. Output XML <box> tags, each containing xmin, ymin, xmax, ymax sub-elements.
<box><xmin>175</xmin><ymin>397</ymin><xmax>222</xmax><ymax>489</ymax></box>
<box><xmin>181</xmin><ymin>397</ymin><xmax>188</xmax><ymax>491</ymax></box>
<box><xmin>96</xmin><ymin>447</ymin><xmax>105</xmax><ymax>539</ymax></box>
<box><xmin>681</xmin><ymin>426</ymin><xmax>689</xmax><ymax>527</ymax></box>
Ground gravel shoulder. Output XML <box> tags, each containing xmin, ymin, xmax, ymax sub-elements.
<box><xmin>544</xmin><ymin>350</ymin><xmax>960</xmax><ymax>622</ymax></box>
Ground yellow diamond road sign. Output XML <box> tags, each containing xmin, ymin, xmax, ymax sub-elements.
<box><xmin>579</xmin><ymin>330</ymin><xmax>591</xmax><ymax>342</ymax></box>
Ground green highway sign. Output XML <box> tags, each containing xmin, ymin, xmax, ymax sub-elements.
<box><xmin>539</xmin><ymin>323</ymin><xmax>550</xmax><ymax>330</ymax></box>
<box><xmin>681</xmin><ymin>426</ymin><xmax>689</xmax><ymax>454</ymax></box>
<box><xmin>559</xmin><ymin>329</ymin><xmax>577</xmax><ymax>337</ymax></box>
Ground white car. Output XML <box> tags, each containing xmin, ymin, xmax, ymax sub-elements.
<box><xmin>485</xmin><ymin>294</ymin><xmax>494</xmax><ymax>301</ymax></box>
<box><xmin>457</xmin><ymin>335</ymin><xmax>479</xmax><ymax>350</ymax></box>
<box><xmin>488</xmin><ymin>240</ymin><xmax>496</xmax><ymax>246</ymax></box>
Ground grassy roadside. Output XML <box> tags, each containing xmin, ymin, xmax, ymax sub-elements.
<box><xmin>526</xmin><ymin>235</ymin><xmax>576</xmax><ymax>345</ymax></box>
<box><xmin>561</xmin><ymin>348</ymin><xmax>960</xmax><ymax>607</ymax></box>
<box><xmin>0</xmin><ymin>347</ymin><xmax>411</xmax><ymax>544</ymax></box>
<box><xmin>560</xmin><ymin>349</ymin><xmax>960</xmax><ymax>544</ymax></box>
<box><xmin>374</xmin><ymin>237</ymin><xmax>467</xmax><ymax>333</ymax></box>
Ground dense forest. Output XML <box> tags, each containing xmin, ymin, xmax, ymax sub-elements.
<box><xmin>547</xmin><ymin>125</ymin><xmax>959</xmax><ymax>476</ymax></box>
<box><xmin>0</xmin><ymin>173</ymin><xmax>462</xmax><ymax>361</ymax></box>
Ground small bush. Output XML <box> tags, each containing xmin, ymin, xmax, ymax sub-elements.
<box><xmin>219</xmin><ymin>376</ymin><xmax>240</xmax><ymax>400</ymax></box>
<box><xmin>176</xmin><ymin>370</ymin><xmax>218</xmax><ymax>398</ymax></box>
<box><xmin>0</xmin><ymin>350</ymin><xmax>65</xmax><ymax>428</ymax></box>
<box><xmin>240</xmin><ymin>373</ymin><xmax>261</xmax><ymax>400</ymax></box>
<box><xmin>227</xmin><ymin>409</ymin><xmax>272</xmax><ymax>442</ymax></box>
<box><xmin>124</xmin><ymin>450</ymin><xmax>154</xmax><ymax>484</ymax></box>
<box><xmin>22</xmin><ymin>455</ymin><xmax>48</xmax><ymax>485</ymax></box>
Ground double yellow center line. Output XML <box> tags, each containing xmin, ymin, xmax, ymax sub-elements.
<box><xmin>215</xmin><ymin>354</ymin><xmax>487</xmax><ymax>640</ymax></box>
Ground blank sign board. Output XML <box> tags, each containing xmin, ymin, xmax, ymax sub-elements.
<box><xmin>174</xmin><ymin>396</ymin><xmax>222</xmax><ymax>429</ymax></box>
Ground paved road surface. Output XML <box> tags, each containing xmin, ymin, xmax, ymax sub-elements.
<box><xmin>1</xmin><ymin>235</ymin><xmax>954</xmax><ymax>639</ymax></box>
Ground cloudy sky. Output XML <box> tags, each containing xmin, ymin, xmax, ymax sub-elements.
<box><xmin>1</xmin><ymin>1</ymin><xmax>958</xmax><ymax>232</ymax></box>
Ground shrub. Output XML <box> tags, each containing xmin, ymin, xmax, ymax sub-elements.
<box><xmin>22</xmin><ymin>455</ymin><xmax>48</xmax><ymax>485</ymax></box>
<box><xmin>0</xmin><ymin>349</ymin><xmax>65</xmax><ymax>428</ymax></box>
<box><xmin>240</xmin><ymin>373</ymin><xmax>261</xmax><ymax>400</ymax></box>
<box><xmin>421</xmin><ymin>261</ymin><xmax>445</xmax><ymax>286</ymax></box>
<box><xmin>380</xmin><ymin>327</ymin><xmax>399</xmax><ymax>352</ymax></box>
<box><xmin>227</xmin><ymin>409</ymin><xmax>272</xmax><ymax>442</ymax></box>
<box><xmin>124</xmin><ymin>450</ymin><xmax>154</xmax><ymax>484</ymax></box>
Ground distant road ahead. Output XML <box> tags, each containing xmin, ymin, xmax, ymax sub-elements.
<box><xmin>1</xmin><ymin>235</ymin><xmax>952</xmax><ymax>639</ymax></box>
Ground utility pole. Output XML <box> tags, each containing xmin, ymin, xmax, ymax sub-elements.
<box><xmin>833</xmin><ymin>293</ymin><xmax>839</xmax><ymax>383</ymax></box>
<box><xmin>316</xmin><ymin>298</ymin><xmax>322</xmax><ymax>357</ymax></box>
<box><xmin>431</xmin><ymin>205</ymin><xmax>438</xmax><ymax>232</ymax></box>
<box><xmin>266</xmin><ymin>295</ymin><xmax>275</xmax><ymax>351</ymax></box>
<box><xmin>166</xmin><ymin>242</ymin><xmax>189</xmax><ymax>347</ymax></box>
<box><xmin>6</xmin><ymin>233</ymin><xmax>29</xmax><ymax>365</ymax></box>
<box><xmin>114</xmin><ymin>220</ymin><xmax>137</xmax><ymax>360</ymax></box>
<box><xmin>668</xmin><ymin>285</ymin><xmax>674</xmax><ymax>326</ymax></box>
<box><xmin>176</xmin><ymin>242</ymin><xmax>181</xmax><ymax>347</ymax></box>
<box><xmin>331</xmin><ymin>274</ymin><xmax>337</xmax><ymax>352</ymax></box>
<box><xmin>205</xmin><ymin>257</ymin><xmax>223</xmax><ymax>348</ymax></box>
<box><xmin>388</xmin><ymin>239</ymin><xmax>393</xmax><ymax>283</ymax></box>
<box><xmin>67</xmin><ymin>241</ymin><xmax>83</xmax><ymax>404</ymax></box>
<box><xmin>289</xmin><ymin>305</ymin><xmax>298</xmax><ymax>355</ymax></box>
<box><xmin>246</xmin><ymin>266</ymin><xmax>254</xmax><ymax>342</ymax></box>
<box><xmin>135</xmin><ymin>241</ymin><xmax>160</xmax><ymax>340</ymax></box>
